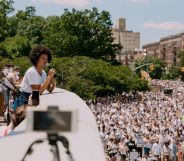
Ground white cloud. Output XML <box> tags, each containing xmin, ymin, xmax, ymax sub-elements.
<box><xmin>129</xmin><ymin>0</ymin><xmax>152</xmax><ymax>3</ymax></box>
<box><xmin>32</xmin><ymin>0</ymin><xmax>91</xmax><ymax>7</ymax></box>
<box><xmin>144</xmin><ymin>21</ymin><xmax>184</xmax><ymax>30</ymax></box>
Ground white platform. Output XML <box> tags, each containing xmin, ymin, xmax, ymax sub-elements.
<box><xmin>0</xmin><ymin>88</ymin><xmax>106</xmax><ymax>161</ymax></box>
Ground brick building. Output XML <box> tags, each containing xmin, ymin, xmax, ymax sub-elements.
<box><xmin>143</xmin><ymin>33</ymin><xmax>184</xmax><ymax>67</ymax></box>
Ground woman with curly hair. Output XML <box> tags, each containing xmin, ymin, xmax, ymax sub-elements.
<box><xmin>12</xmin><ymin>45</ymin><xmax>56</xmax><ymax>111</ymax></box>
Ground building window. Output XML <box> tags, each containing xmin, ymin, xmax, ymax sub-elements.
<box><xmin>162</xmin><ymin>48</ymin><xmax>166</xmax><ymax>60</ymax></box>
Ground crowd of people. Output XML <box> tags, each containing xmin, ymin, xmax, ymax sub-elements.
<box><xmin>88</xmin><ymin>80</ymin><xmax>184</xmax><ymax>161</ymax></box>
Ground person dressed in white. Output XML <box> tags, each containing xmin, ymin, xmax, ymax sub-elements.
<box><xmin>136</xmin><ymin>133</ymin><xmax>144</xmax><ymax>158</ymax></box>
<box><xmin>161</xmin><ymin>141</ymin><xmax>172</xmax><ymax>161</ymax></box>
<box><xmin>151</xmin><ymin>140</ymin><xmax>161</xmax><ymax>159</ymax></box>
<box><xmin>12</xmin><ymin>45</ymin><xmax>56</xmax><ymax>111</ymax></box>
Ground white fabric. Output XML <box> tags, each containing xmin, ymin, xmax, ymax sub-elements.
<box><xmin>136</xmin><ymin>136</ymin><xmax>144</xmax><ymax>147</ymax></box>
<box><xmin>20</xmin><ymin>66</ymin><xmax>47</xmax><ymax>93</ymax></box>
<box><xmin>152</xmin><ymin>143</ymin><xmax>161</xmax><ymax>156</ymax></box>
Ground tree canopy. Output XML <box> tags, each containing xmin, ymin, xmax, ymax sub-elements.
<box><xmin>0</xmin><ymin>2</ymin><xmax>121</xmax><ymax>61</ymax></box>
<box><xmin>52</xmin><ymin>56</ymin><xmax>149</xmax><ymax>99</ymax></box>
<box><xmin>43</xmin><ymin>8</ymin><xmax>121</xmax><ymax>60</ymax></box>
<box><xmin>0</xmin><ymin>0</ymin><xmax>14</xmax><ymax>42</ymax></box>
<box><xmin>135</xmin><ymin>56</ymin><xmax>167</xmax><ymax>79</ymax></box>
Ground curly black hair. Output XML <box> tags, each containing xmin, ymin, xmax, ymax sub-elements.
<box><xmin>29</xmin><ymin>45</ymin><xmax>52</xmax><ymax>66</ymax></box>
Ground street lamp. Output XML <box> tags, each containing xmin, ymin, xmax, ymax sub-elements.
<box><xmin>143</xmin><ymin>49</ymin><xmax>148</xmax><ymax>72</ymax></box>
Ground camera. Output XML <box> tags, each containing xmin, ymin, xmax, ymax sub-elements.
<box><xmin>26</xmin><ymin>106</ymin><xmax>78</xmax><ymax>133</ymax></box>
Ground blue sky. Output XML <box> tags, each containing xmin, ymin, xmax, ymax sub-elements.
<box><xmin>13</xmin><ymin>0</ymin><xmax>184</xmax><ymax>47</ymax></box>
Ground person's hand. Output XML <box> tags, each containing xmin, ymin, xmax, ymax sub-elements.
<box><xmin>47</xmin><ymin>77</ymin><xmax>56</xmax><ymax>93</ymax></box>
<box><xmin>48</xmin><ymin>68</ymin><xmax>56</xmax><ymax>78</ymax></box>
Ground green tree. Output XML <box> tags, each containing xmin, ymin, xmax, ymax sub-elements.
<box><xmin>43</xmin><ymin>8</ymin><xmax>121</xmax><ymax>60</ymax></box>
<box><xmin>13</xmin><ymin>57</ymin><xmax>31</xmax><ymax>77</ymax></box>
<box><xmin>0</xmin><ymin>43</ymin><xmax>9</xmax><ymax>58</ymax></box>
<box><xmin>6</xmin><ymin>6</ymin><xmax>37</xmax><ymax>38</ymax></box>
<box><xmin>16</xmin><ymin>6</ymin><xmax>36</xmax><ymax>20</ymax></box>
<box><xmin>178</xmin><ymin>51</ymin><xmax>184</xmax><ymax>81</ymax></box>
<box><xmin>17</xmin><ymin>16</ymin><xmax>45</xmax><ymax>45</ymax></box>
<box><xmin>178</xmin><ymin>51</ymin><xmax>184</xmax><ymax>66</ymax></box>
<box><xmin>15</xmin><ymin>7</ymin><xmax>45</xmax><ymax>45</ymax></box>
<box><xmin>0</xmin><ymin>0</ymin><xmax>14</xmax><ymax>42</ymax></box>
<box><xmin>42</xmin><ymin>16</ymin><xmax>65</xmax><ymax>55</ymax></box>
<box><xmin>6</xmin><ymin>16</ymin><xmax>18</xmax><ymax>37</ymax></box>
<box><xmin>53</xmin><ymin>56</ymin><xmax>149</xmax><ymax>99</ymax></box>
<box><xmin>135</xmin><ymin>56</ymin><xmax>167</xmax><ymax>79</ymax></box>
<box><xmin>163</xmin><ymin>65</ymin><xmax>180</xmax><ymax>80</ymax></box>
<box><xmin>2</xmin><ymin>35</ymin><xmax>31</xmax><ymax>59</ymax></box>
<box><xmin>0</xmin><ymin>56</ymin><xmax>12</xmax><ymax>71</ymax></box>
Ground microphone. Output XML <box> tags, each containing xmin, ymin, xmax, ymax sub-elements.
<box><xmin>46</xmin><ymin>63</ymin><xmax>57</xmax><ymax>77</ymax></box>
<box><xmin>46</xmin><ymin>63</ymin><xmax>52</xmax><ymax>70</ymax></box>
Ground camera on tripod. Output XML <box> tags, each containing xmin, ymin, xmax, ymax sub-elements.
<box><xmin>26</xmin><ymin>106</ymin><xmax>78</xmax><ymax>134</ymax></box>
<box><xmin>22</xmin><ymin>106</ymin><xmax>78</xmax><ymax>161</ymax></box>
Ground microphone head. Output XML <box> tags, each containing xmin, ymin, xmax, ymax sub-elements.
<box><xmin>46</xmin><ymin>63</ymin><xmax>57</xmax><ymax>78</ymax></box>
<box><xmin>46</xmin><ymin>63</ymin><xmax>50</xmax><ymax>67</ymax></box>
<box><xmin>46</xmin><ymin>63</ymin><xmax>51</xmax><ymax>69</ymax></box>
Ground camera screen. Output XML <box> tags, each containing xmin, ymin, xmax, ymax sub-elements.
<box><xmin>33</xmin><ymin>111</ymin><xmax>72</xmax><ymax>132</ymax></box>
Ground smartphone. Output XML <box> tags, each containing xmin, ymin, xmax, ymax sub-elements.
<box><xmin>32</xmin><ymin>90</ymin><xmax>40</xmax><ymax>100</ymax></box>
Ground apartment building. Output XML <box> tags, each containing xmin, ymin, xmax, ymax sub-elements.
<box><xmin>112</xmin><ymin>18</ymin><xmax>140</xmax><ymax>65</ymax></box>
<box><xmin>143</xmin><ymin>33</ymin><xmax>184</xmax><ymax>66</ymax></box>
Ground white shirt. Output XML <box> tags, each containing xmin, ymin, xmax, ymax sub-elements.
<box><xmin>20</xmin><ymin>66</ymin><xmax>47</xmax><ymax>93</ymax></box>
<box><xmin>152</xmin><ymin>143</ymin><xmax>161</xmax><ymax>156</ymax></box>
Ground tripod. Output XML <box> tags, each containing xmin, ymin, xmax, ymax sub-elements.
<box><xmin>21</xmin><ymin>134</ymin><xmax>74</xmax><ymax>161</ymax></box>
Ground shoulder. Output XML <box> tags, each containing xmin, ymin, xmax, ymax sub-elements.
<box><xmin>25</xmin><ymin>66</ymin><xmax>36</xmax><ymax>75</ymax></box>
<box><xmin>26</xmin><ymin>66</ymin><xmax>35</xmax><ymax>72</ymax></box>
<box><xmin>23</xmin><ymin>67</ymin><xmax>37</xmax><ymax>79</ymax></box>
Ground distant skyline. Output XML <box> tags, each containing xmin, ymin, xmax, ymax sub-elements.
<box><xmin>13</xmin><ymin>0</ymin><xmax>184</xmax><ymax>48</ymax></box>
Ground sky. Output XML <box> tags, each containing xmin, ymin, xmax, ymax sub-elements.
<box><xmin>12</xmin><ymin>0</ymin><xmax>184</xmax><ymax>48</ymax></box>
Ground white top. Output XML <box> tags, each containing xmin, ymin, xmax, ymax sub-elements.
<box><xmin>152</xmin><ymin>143</ymin><xmax>161</xmax><ymax>156</ymax></box>
<box><xmin>20</xmin><ymin>66</ymin><xmax>47</xmax><ymax>93</ymax></box>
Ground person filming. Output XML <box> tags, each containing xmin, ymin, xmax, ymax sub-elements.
<box><xmin>12</xmin><ymin>45</ymin><xmax>56</xmax><ymax>110</ymax></box>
